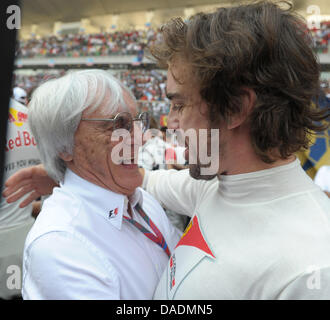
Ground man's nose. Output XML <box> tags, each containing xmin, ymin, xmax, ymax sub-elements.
<box><xmin>167</xmin><ymin>109</ymin><xmax>179</xmax><ymax>130</ymax></box>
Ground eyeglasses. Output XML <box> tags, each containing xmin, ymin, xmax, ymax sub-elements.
<box><xmin>81</xmin><ymin>111</ymin><xmax>150</xmax><ymax>133</ymax></box>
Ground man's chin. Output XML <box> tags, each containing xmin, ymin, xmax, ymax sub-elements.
<box><xmin>188</xmin><ymin>164</ymin><xmax>217</xmax><ymax>181</ymax></box>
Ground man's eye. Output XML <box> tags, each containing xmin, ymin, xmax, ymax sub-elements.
<box><xmin>172</xmin><ymin>104</ymin><xmax>184</xmax><ymax>112</ymax></box>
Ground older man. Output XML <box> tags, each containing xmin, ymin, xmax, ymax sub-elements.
<box><xmin>15</xmin><ymin>70</ymin><xmax>181</xmax><ymax>299</ymax></box>
<box><xmin>4</xmin><ymin>2</ymin><xmax>330</xmax><ymax>300</ymax></box>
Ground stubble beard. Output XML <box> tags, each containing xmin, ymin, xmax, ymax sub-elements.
<box><xmin>188</xmin><ymin>163</ymin><xmax>218</xmax><ymax>180</ymax></box>
<box><xmin>188</xmin><ymin>127</ymin><xmax>221</xmax><ymax>181</ymax></box>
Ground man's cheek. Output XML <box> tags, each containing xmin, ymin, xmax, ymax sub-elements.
<box><xmin>110</xmin><ymin>141</ymin><xmax>125</xmax><ymax>165</ymax></box>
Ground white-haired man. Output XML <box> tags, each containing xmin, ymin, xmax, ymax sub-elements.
<box><xmin>15</xmin><ymin>70</ymin><xmax>181</xmax><ymax>300</ymax></box>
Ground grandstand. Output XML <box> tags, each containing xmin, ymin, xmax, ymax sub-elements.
<box><xmin>16</xmin><ymin>0</ymin><xmax>330</xmax><ymax>63</ymax></box>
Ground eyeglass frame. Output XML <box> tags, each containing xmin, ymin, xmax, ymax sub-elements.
<box><xmin>81</xmin><ymin>111</ymin><xmax>150</xmax><ymax>133</ymax></box>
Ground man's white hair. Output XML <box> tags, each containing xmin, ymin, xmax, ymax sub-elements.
<box><xmin>28</xmin><ymin>69</ymin><xmax>128</xmax><ymax>182</ymax></box>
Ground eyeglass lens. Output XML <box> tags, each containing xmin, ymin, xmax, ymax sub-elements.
<box><xmin>114</xmin><ymin>112</ymin><xmax>149</xmax><ymax>132</ymax></box>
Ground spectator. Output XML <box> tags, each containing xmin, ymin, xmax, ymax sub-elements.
<box><xmin>0</xmin><ymin>99</ymin><xmax>40</xmax><ymax>299</ymax></box>
<box><xmin>17</xmin><ymin>29</ymin><xmax>158</xmax><ymax>58</ymax></box>
<box><xmin>13</xmin><ymin>87</ymin><xmax>27</xmax><ymax>106</ymax></box>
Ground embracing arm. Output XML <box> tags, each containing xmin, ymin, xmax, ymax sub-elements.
<box><xmin>141</xmin><ymin>168</ymin><xmax>209</xmax><ymax>217</ymax></box>
<box><xmin>2</xmin><ymin>164</ymin><xmax>58</xmax><ymax>208</ymax></box>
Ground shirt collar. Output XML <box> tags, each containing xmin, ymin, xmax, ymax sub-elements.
<box><xmin>217</xmin><ymin>158</ymin><xmax>316</xmax><ymax>204</ymax></box>
<box><xmin>61</xmin><ymin>169</ymin><xmax>143</xmax><ymax>230</ymax></box>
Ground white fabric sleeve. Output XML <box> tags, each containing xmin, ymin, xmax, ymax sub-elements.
<box><xmin>314</xmin><ymin>166</ymin><xmax>330</xmax><ymax>192</ymax></box>
<box><xmin>143</xmin><ymin>168</ymin><xmax>208</xmax><ymax>217</ymax></box>
<box><xmin>22</xmin><ymin>231</ymin><xmax>120</xmax><ymax>300</ymax></box>
<box><xmin>278</xmin><ymin>266</ymin><xmax>330</xmax><ymax>299</ymax></box>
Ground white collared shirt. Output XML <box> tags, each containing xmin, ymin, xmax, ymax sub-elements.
<box><xmin>22</xmin><ymin>169</ymin><xmax>181</xmax><ymax>300</ymax></box>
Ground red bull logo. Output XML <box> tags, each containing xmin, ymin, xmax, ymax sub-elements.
<box><xmin>8</xmin><ymin>107</ymin><xmax>27</xmax><ymax>127</ymax></box>
<box><xmin>5</xmin><ymin>131</ymin><xmax>37</xmax><ymax>152</ymax></box>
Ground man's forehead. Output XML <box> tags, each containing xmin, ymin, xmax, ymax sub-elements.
<box><xmin>85</xmin><ymin>87</ymin><xmax>137</xmax><ymax>116</ymax></box>
<box><xmin>166</xmin><ymin>62</ymin><xmax>198</xmax><ymax>99</ymax></box>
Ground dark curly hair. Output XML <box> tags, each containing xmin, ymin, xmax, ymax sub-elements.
<box><xmin>150</xmin><ymin>1</ymin><xmax>329</xmax><ymax>163</ymax></box>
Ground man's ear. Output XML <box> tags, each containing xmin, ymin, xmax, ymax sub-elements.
<box><xmin>227</xmin><ymin>88</ymin><xmax>256</xmax><ymax>130</ymax></box>
<box><xmin>59</xmin><ymin>152</ymin><xmax>73</xmax><ymax>162</ymax></box>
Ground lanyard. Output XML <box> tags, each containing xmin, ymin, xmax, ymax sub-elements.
<box><xmin>123</xmin><ymin>203</ymin><xmax>171</xmax><ymax>258</ymax></box>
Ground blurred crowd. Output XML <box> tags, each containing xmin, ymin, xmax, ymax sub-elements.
<box><xmin>310</xmin><ymin>21</ymin><xmax>330</xmax><ymax>54</ymax></box>
<box><xmin>321</xmin><ymin>78</ymin><xmax>330</xmax><ymax>100</ymax></box>
<box><xmin>13</xmin><ymin>69</ymin><xmax>170</xmax><ymax>119</ymax></box>
<box><xmin>13</xmin><ymin>68</ymin><xmax>330</xmax><ymax>118</ymax></box>
<box><xmin>16</xmin><ymin>22</ymin><xmax>330</xmax><ymax>59</ymax></box>
<box><xmin>17</xmin><ymin>29</ymin><xmax>159</xmax><ymax>58</ymax></box>
<box><xmin>116</xmin><ymin>69</ymin><xmax>167</xmax><ymax>101</ymax></box>
<box><xmin>13</xmin><ymin>71</ymin><xmax>66</xmax><ymax>98</ymax></box>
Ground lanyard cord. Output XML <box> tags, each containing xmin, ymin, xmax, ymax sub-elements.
<box><xmin>123</xmin><ymin>203</ymin><xmax>171</xmax><ymax>258</ymax></box>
